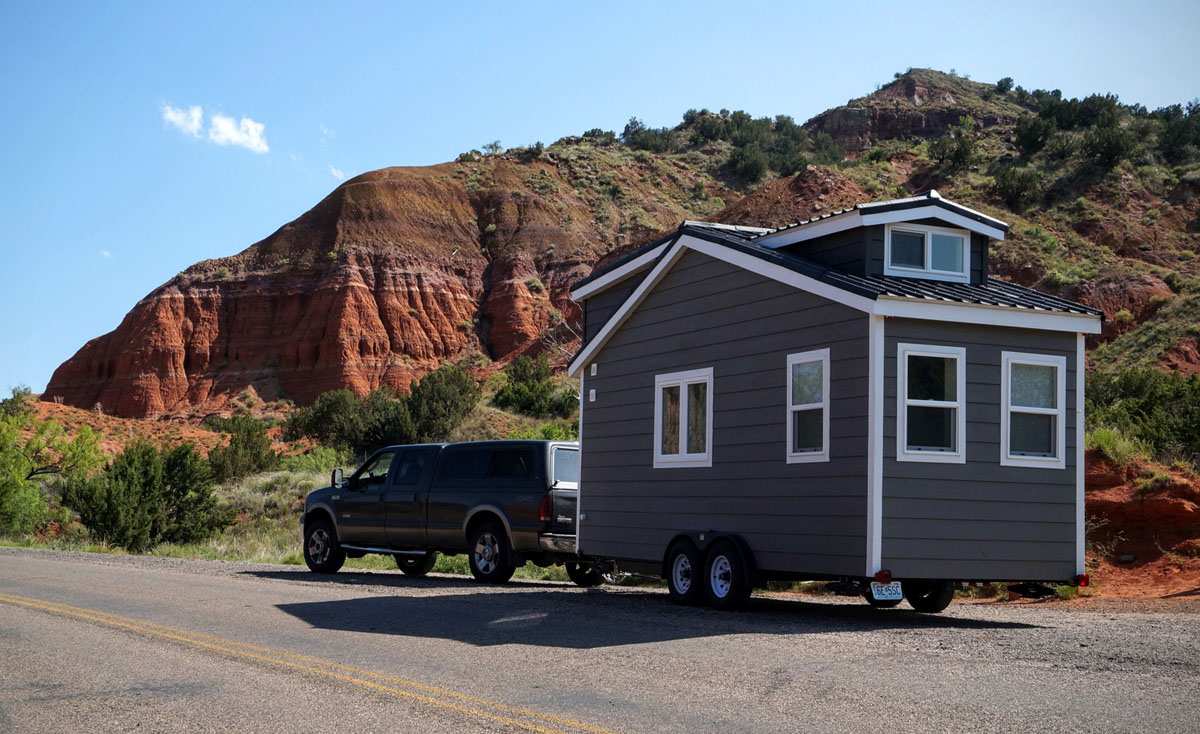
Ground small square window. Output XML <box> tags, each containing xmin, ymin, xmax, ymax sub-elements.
<box><xmin>891</xmin><ymin>230</ymin><xmax>925</xmax><ymax>268</ymax></box>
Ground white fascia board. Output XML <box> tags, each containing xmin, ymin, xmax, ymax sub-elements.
<box><xmin>862</xmin><ymin>205</ymin><xmax>1007</xmax><ymax>241</ymax></box>
<box><xmin>569</xmin><ymin>243</ymin><xmax>668</xmax><ymax>301</ymax></box>
<box><xmin>1075</xmin><ymin>334</ymin><xmax>1086</xmax><ymax>576</ymax></box>
<box><xmin>755</xmin><ymin>211</ymin><xmax>863</xmax><ymax>249</ymax></box>
<box><xmin>875</xmin><ymin>296</ymin><xmax>1103</xmax><ymax>334</ymax></box>
<box><xmin>567</xmin><ymin>234</ymin><xmax>876</xmax><ymax>377</ymax></box>
<box><xmin>865</xmin><ymin>314</ymin><xmax>884</xmax><ymax>577</ymax></box>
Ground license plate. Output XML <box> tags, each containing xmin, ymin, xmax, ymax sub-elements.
<box><xmin>870</xmin><ymin>581</ymin><xmax>903</xmax><ymax>601</ymax></box>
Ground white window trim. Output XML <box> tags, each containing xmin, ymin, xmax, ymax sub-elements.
<box><xmin>786</xmin><ymin>348</ymin><xmax>830</xmax><ymax>463</ymax></box>
<box><xmin>1000</xmin><ymin>351</ymin><xmax>1067</xmax><ymax>469</ymax></box>
<box><xmin>896</xmin><ymin>343</ymin><xmax>967</xmax><ymax>464</ymax></box>
<box><xmin>884</xmin><ymin>223</ymin><xmax>971</xmax><ymax>283</ymax></box>
<box><xmin>653</xmin><ymin>367</ymin><xmax>713</xmax><ymax>468</ymax></box>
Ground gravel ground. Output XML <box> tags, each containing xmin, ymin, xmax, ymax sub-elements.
<box><xmin>1</xmin><ymin>546</ymin><xmax>1197</xmax><ymax>733</ymax></box>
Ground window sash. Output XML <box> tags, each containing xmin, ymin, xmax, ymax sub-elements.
<box><xmin>1001</xmin><ymin>352</ymin><xmax>1067</xmax><ymax>468</ymax></box>
<box><xmin>654</xmin><ymin>368</ymin><xmax>713</xmax><ymax>468</ymax></box>
<box><xmin>897</xmin><ymin>343</ymin><xmax>966</xmax><ymax>463</ymax></box>
<box><xmin>885</xmin><ymin>224</ymin><xmax>970</xmax><ymax>281</ymax></box>
<box><xmin>786</xmin><ymin>349</ymin><xmax>830</xmax><ymax>463</ymax></box>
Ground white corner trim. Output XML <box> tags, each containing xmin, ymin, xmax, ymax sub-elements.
<box><xmin>875</xmin><ymin>297</ymin><xmax>1103</xmax><ymax>334</ymax></box>
<box><xmin>576</xmin><ymin>371</ymin><xmax>584</xmax><ymax>554</ymax></box>
<box><xmin>896</xmin><ymin>342</ymin><xmax>967</xmax><ymax>464</ymax></box>
<box><xmin>785</xmin><ymin>348</ymin><xmax>831</xmax><ymax>464</ymax></box>
<box><xmin>569</xmin><ymin>243</ymin><xmax>669</xmax><ymax>301</ymax></box>
<box><xmin>1000</xmin><ymin>351</ymin><xmax>1068</xmax><ymax>469</ymax></box>
<box><xmin>862</xmin><ymin>205</ymin><xmax>1007</xmax><ymax>241</ymax></box>
<box><xmin>1076</xmin><ymin>334</ymin><xmax>1086</xmax><ymax>576</ymax></box>
<box><xmin>866</xmin><ymin>315</ymin><xmax>884</xmax><ymax>576</ymax></box>
<box><xmin>652</xmin><ymin>367</ymin><xmax>714</xmax><ymax>469</ymax></box>
<box><xmin>883</xmin><ymin>222</ymin><xmax>971</xmax><ymax>283</ymax></box>
<box><xmin>755</xmin><ymin>211</ymin><xmax>864</xmax><ymax>249</ymax></box>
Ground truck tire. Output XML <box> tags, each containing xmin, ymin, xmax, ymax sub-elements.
<box><xmin>468</xmin><ymin>522</ymin><xmax>516</xmax><ymax>584</ymax></box>
<box><xmin>703</xmin><ymin>540</ymin><xmax>751</xmax><ymax>610</ymax></box>
<box><xmin>304</xmin><ymin>517</ymin><xmax>345</xmax><ymax>574</ymax></box>
<box><xmin>565</xmin><ymin>562</ymin><xmax>604</xmax><ymax>588</ymax></box>
<box><xmin>665</xmin><ymin>540</ymin><xmax>704</xmax><ymax>605</ymax></box>
<box><xmin>395</xmin><ymin>552</ymin><xmax>438</xmax><ymax>577</ymax></box>
<box><xmin>904</xmin><ymin>580</ymin><xmax>954</xmax><ymax>613</ymax></box>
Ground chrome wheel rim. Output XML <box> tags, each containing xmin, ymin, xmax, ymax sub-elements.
<box><xmin>308</xmin><ymin>528</ymin><xmax>330</xmax><ymax>564</ymax></box>
<box><xmin>672</xmin><ymin>554</ymin><xmax>692</xmax><ymax>594</ymax></box>
<box><xmin>710</xmin><ymin>554</ymin><xmax>732</xmax><ymax>598</ymax></box>
<box><xmin>474</xmin><ymin>532</ymin><xmax>499</xmax><ymax>574</ymax></box>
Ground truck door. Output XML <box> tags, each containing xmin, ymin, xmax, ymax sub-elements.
<box><xmin>384</xmin><ymin>447</ymin><xmax>435</xmax><ymax>547</ymax></box>
<box><xmin>334</xmin><ymin>449</ymin><xmax>394</xmax><ymax>545</ymax></box>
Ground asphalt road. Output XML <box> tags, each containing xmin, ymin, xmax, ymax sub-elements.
<box><xmin>1</xmin><ymin>547</ymin><xmax>1197</xmax><ymax>733</ymax></box>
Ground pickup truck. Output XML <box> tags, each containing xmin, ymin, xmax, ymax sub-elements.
<box><xmin>300</xmin><ymin>440</ymin><xmax>600</xmax><ymax>585</ymax></box>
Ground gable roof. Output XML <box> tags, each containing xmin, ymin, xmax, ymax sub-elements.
<box><xmin>567</xmin><ymin>222</ymin><xmax>1102</xmax><ymax>377</ymax></box>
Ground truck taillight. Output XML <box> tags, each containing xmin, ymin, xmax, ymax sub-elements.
<box><xmin>539</xmin><ymin>495</ymin><xmax>552</xmax><ymax>523</ymax></box>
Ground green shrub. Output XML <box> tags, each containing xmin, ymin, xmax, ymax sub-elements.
<box><xmin>728</xmin><ymin>146</ymin><xmax>768</xmax><ymax>182</ymax></box>
<box><xmin>407</xmin><ymin>364</ymin><xmax>482</xmax><ymax>443</ymax></box>
<box><xmin>990</xmin><ymin>165</ymin><xmax>1042</xmax><ymax>210</ymax></box>
<box><xmin>995</xmin><ymin>77</ymin><xmax>1014</xmax><ymax>94</ymax></box>
<box><xmin>1014</xmin><ymin>115</ymin><xmax>1055</xmax><ymax>156</ymax></box>
<box><xmin>929</xmin><ymin>116</ymin><xmax>977</xmax><ymax>171</ymax></box>
<box><xmin>493</xmin><ymin>353</ymin><xmax>578</xmax><ymax>419</ymax></box>
<box><xmin>279</xmin><ymin>446</ymin><xmax>354</xmax><ymax>474</ymax></box>
<box><xmin>1087</xmin><ymin>368</ymin><xmax>1200</xmax><ymax>465</ymax></box>
<box><xmin>507</xmin><ymin>421</ymin><xmax>579</xmax><ymax>441</ymax></box>
<box><xmin>207</xmin><ymin>416</ymin><xmax>279</xmax><ymax>482</ymax></box>
<box><xmin>1085</xmin><ymin>426</ymin><xmax>1147</xmax><ymax>466</ymax></box>
<box><xmin>1082</xmin><ymin>126</ymin><xmax>1135</xmax><ymax>168</ymax></box>
<box><xmin>525</xmin><ymin>277</ymin><xmax>545</xmax><ymax>294</ymax></box>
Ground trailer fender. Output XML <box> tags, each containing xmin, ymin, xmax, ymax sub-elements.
<box><xmin>662</xmin><ymin>531</ymin><xmax>759</xmax><ymax>590</ymax></box>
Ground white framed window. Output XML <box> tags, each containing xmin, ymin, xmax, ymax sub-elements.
<box><xmin>653</xmin><ymin>367</ymin><xmax>713</xmax><ymax>468</ymax></box>
<box><xmin>897</xmin><ymin>343</ymin><xmax>966</xmax><ymax>464</ymax></box>
<box><xmin>786</xmin><ymin>348</ymin><xmax>830</xmax><ymax>463</ymax></box>
<box><xmin>884</xmin><ymin>223</ymin><xmax>971</xmax><ymax>283</ymax></box>
<box><xmin>1001</xmin><ymin>351</ymin><xmax>1067</xmax><ymax>469</ymax></box>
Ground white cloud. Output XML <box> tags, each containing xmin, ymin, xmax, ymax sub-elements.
<box><xmin>208</xmin><ymin>113</ymin><xmax>269</xmax><ymax>154</ymax></box>
<box><xmin>327</xmin><ymin>164</ymin><xmax>346</xmax><ymax>180</ymax></box>
<box><xmin>319</xmin><ymin>124</ymin><xmax>335</xmax><ymax>146</ymax></box>
<box><xmin>162</xmin><ymin>104</ymin><xmax>203</xmax><ymax>137</ymax></box>
<box><xmin>99</xmin><ymin>250</ymin><xmax>112</xmax><ymax>259</ymax></box>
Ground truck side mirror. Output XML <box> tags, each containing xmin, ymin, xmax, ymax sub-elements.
<box><xmin>331</xmin><ymin>467</ymin><xmax>344</xmax><ymax>488</ymax></box>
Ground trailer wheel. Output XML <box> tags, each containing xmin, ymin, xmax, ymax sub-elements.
<box><xmin>863</xmin><ymin>589</ymin><xmax>902</xmax><ymax>608</ymax></box>
<box><xmin>395</xmin><ymin>552</ymin><xmax>438</xmax><ymax>577</ymax></box>
<box><xmin>703</xmin><ymin>540</ymin><xmax>751</xmax><ymax>610</ymax></box>
<box><xmin>904</xmin><ymin>580</ymin><xmax>954</xmax><ymax>613</ymax></box>
<box><xmin>468</xmin><ymin>522</ymin><xmax>515</xmax><ymax>584</ymax></box>
<box><xmin>665</xmin><ymin>540</ymin><xmax>704</xmax><ymax>605</ymax></box>
<box><xmin>565</xmin><ymin>563</ymin><xmax>604</xmax><ymax>588</ymax></box>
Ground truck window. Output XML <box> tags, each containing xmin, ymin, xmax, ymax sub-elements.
<box><xmin>437</xmin><ymin>449</ymin><xmax>492</xmax><ymax>480</ymax></box>
<box><xmin>394</xmin><ymin>449</ymin><xmax>430</xmax><ymax>486</ymax></box>
<box><xmin>356</xmin><ymin>450</ymin><xmax>395</xmax><ymax>491</ymax></box>
<box><xmin>488</xmin><ymin>450</ymin><xmax>534</xmax><ymax>478</ymax></box>
<box><xmin>552</xmin><ymin>448</ymin><xmax>579</xmax><ymax>485</ymax></box>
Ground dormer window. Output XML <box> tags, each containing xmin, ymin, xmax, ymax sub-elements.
<box><xmin>884</xmin><ymin>223</ymin><xmax>970</xmax><ymax>282</ymax></box>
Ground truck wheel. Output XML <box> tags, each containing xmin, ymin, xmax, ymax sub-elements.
<box><xmin>904</xmin><ymin>580</ymin><xmax>954</xmax><ymax>613</ymax></box>
<box><xmin>468</xmin><ymin>522</ymin><xmax>515</xmax><ymax>584</ymax></box>
<box><xmin>665</xmin><ymin>540</ymin><xmax>704</xmax><ymax>605</ymax></box>
<box><xmin>304</xmin><ymin>517</ymin><xmax>345</xmax><ymax>574</ymax></box>
<box><xmin>395</xmin><ymin>552</ymin><xmax>438</xmax><ymax>577</ymax></box>
<box><xmin>703</xmin><ymin>540</ymin><xmax>751</xmax><ymax>610</ymax></box>
<box><xmin>565</xmin><ymin>563</ymin><xmax>604</xmax><ymax>588</ymax></box>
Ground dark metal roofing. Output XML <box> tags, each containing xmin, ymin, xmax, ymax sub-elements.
<box><xmin>751</xmin><ymin>190</ymin><xmax>1011</xmax><ymax>239</ymax></box>
<box><xmin>679</xmin><ymin>224</ymin><xmax>1102</xmax><ymax>317</ymax></box>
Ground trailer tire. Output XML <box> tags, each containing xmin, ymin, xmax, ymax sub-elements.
<box><xmin>468</xmin><ymin>522</ymin><xmax>515</xmax><ymax>584</ymax></box>
<box><xmin>395</xmin><ymin>552</ymin><xmax>438</xmax><ymax>577</ymax></box>
<box><xmin>703</xmin><ymin>540</ymin><xmax>751</xmax><ymax>610</ymax></box>
<box><xmin>665</xmin><ymin>540</ymin><xmax>705</xmax><ymax>605</ymax></box>
<box><xmin>565</xmin><ymin>562</ymin><xmax>604</xmax><ymax>588</ymax></box>
<box><xmin>303</xmin><ymin>516</ymin><xmax>345</xmax><ymax>574</ymax></box>
<box><xmin>904</xmin><ymin>580</ymin><xmax>954</xmax><ymax>613</ymax></box>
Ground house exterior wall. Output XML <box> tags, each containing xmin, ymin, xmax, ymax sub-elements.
<box><xmin>779</xmin><ymin>228</ymin><xmax>867</xmax><ymax>275</ymax></box>
<box><xmin>579</xmin><ymin>249</ymin><xmax>870</xmax><ymax>577</ymax></box>
<box><xmin>881</xmin><ymin>318</ymin><xmax>1078</xmax><ymax>581</ymax></box>
<box><xmin>583</xmin><ymin>274</ymin><xmax>646</xmax><ymax>342</ymax></box>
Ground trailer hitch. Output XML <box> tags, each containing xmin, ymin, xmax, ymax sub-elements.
<box><xmin>1006</xmin><ymin>582</ymin><xmax>1059</xmax><ymax>599</ymax></box>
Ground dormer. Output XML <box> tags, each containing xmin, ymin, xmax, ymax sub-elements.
<box><xmin>753</xmin><ymin>190</ymin><xmax>1007</xmax><ymax>285</ymax></box>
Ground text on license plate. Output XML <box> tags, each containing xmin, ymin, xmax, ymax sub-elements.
<box><xmin>870</xmin><ymin>581</ymin><xmax>903</xmax><ymax>600</ymax></box>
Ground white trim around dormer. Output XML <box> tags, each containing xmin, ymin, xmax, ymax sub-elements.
<box><xmin>883</xmin><ymin>222</ymin><xmax>971</xmax><ymax>283</ymax></box>
<box><xmin>862</xmin><ymin>205</ymin><xmax>1007</xmax><ymax>241</ymax></box>
<box><xmin>569</xmin><ymin>243</ymin><xmax>669</xmax><ymax>300</ymax></box>
<box><xmin>756</xmin><ymin>203</ymin><xmax>1007</xmax><ymax>250</ymax></box>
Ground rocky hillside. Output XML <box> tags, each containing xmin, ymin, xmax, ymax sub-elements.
<box><xmin>46</xmin><ymin>69</ymin><xmax>1200</xmax><ymax>418</ymax></box>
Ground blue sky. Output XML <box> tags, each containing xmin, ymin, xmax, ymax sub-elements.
<box><xmin>1</xmin><ymin>0</ymin><xmax>1196</xmax><ymax>394</ymax></box>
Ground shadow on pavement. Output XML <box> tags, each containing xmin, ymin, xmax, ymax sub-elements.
<box><xmin>256</xmin><ymin>572</ymin><xmax>1043</xmax><ymax>649</ymax></box>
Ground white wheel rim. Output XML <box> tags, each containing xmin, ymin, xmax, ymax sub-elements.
<box><xmin>308</xmin><ymin>529</ymin><xmax>329</xmax><ymax>563</ymax></box>
<box><xmin>474</xmin><ymin>532</ymin><xmax>498</xmax><ymax>574</ymax></box>
<box><xmin>710</xmin><ymin>554</ymin><xmax>732</xmax><ymax>598</ymax></box>
<box><xmin>672</xmin><ymin>554</ymin><xmax>692</xmax><ymax>593</ymax></box>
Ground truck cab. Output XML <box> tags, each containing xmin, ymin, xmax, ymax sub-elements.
<box><xmin>301</xmin><ymin>440</ymin><xmax>596</xmax><ymax>585</ymax></box>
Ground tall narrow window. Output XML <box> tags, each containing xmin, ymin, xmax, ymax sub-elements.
<box><xmin>897</xmin><ymin>343</ymin><xmax>966</xmax><ymax>463</ymax></box>
<box><xmin>786</xmin><ymin>348</ymin><xmax>830</xmax><ymax>463</ymax></box>
<box><xmin>1002</xmin><ymin>352</ymin><xmax>1067</xmax><ymax>468</ymax></box>
<box><xmin>654</xmin><ymin>368</ymin><xmax>713</xmax><ymax>468</ymax></box>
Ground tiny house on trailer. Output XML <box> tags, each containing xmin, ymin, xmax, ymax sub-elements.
<box><xmin>568</xmin><ymin>191</ymin><xmax>1104</xmax><ymax>612</ymax></box>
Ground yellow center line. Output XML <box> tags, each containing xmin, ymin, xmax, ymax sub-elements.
<box><xmin>0</xmin><ymin>592</ymin><xmax>616</xmax><ymax>734</ymax></box>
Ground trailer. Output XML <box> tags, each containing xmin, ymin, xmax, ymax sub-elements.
<box><xmin>567</xmin><ymin>191</ymin><xmax>1104</xmax><ymax>611</ymax></box>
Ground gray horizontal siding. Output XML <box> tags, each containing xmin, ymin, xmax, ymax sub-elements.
<box><xmin>579</xmin><ymin>248</ymin><xmax>870</xmax><ymax>577</ymax></box>
<box><xmin>583</xmin><ymin>273</ymin><xmax>645</xmax><ymax>342</ymax></box>
<box><xmin>780</xmin><ymin>227</ymin><xmax>866</xmax><ymax>275</ymax></box>
<box><xmin>881</xmin><ymin>318</ymin><xmax>1078</xmax><ymax>581</ymax></box>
